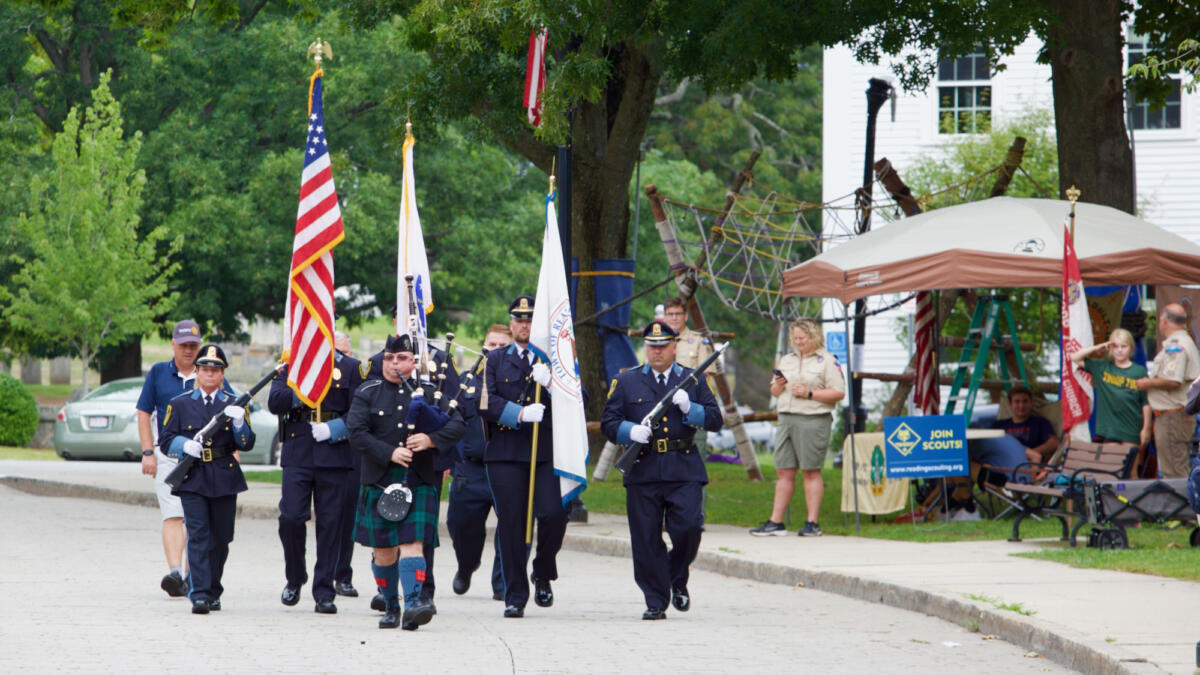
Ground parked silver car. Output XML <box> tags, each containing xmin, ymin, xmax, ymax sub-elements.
<box><xmin>53</xmin><ymin>377</ymin><xmax>279</xmax><ymax>464</ymax></box>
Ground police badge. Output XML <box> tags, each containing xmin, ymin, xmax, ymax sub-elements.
<box><xmin>376</xmin><ymin>482</ymin><xmax>413</xmax><ymax>521</ymax></box>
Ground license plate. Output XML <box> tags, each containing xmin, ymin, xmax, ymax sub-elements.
<box><xmin>87</xmin><ymin>416</ymin><xmax>110</xmax><ymax>429</ymax></box>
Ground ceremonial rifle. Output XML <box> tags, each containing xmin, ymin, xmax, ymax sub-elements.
<box><xmin>164</xmin><ymin>363</ymin><xmax>286</xmax><ymax>493</ymax></box>
<box><xmin>614</xmin><ymin>343</ymin><xmax>728</xmax><ymax>474</ymax></box>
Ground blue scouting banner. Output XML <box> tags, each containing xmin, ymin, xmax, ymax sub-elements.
<box><xmin>825</xmin><ymin>331</ymin><xmax>848</xmax><ymax>364</ymax></box>
<box><xmin>883</xmin><ymin>415</ymin><xmax>968</xmax><ymax>479</ymax></box>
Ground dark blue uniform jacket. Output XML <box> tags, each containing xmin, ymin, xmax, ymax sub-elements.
<box><xmin>160</xmin><ymin>388</ymin><xmax>255</xmax><ymax>497</ymax></box>
<box><xmin>268</xmin><ymin>353</ymin><xmax>365</xmax><ymax>469</ymax></box>
<box><xmin>600</xmin><ymin>364</ymin><xmax>723</xmax><ymax>486</ymax></box>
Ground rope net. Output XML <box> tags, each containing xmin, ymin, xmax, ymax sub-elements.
<box><xmin>658</xmin><ymin>165</ymin><xmax>1001</xmax><ymax>322</ymax></box>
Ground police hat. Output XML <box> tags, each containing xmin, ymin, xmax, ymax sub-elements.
<box><xmin>509</xmin><ymin>295</ymin><xmax>534</xmax><ymax>319</ymax></box>
<box><xmin>384</xmin><ymin>334</ymin><xmax>414</xmax><ymax>354</ymax></box>
<box><xmin>642</xmin><ymin>319</ymin><xmax>678</xmax><ymax>345</ymax></box>
<box><xmin>194</xmin><ymin>344</ymin><xmax>229</xmax><ymax>368</ymax></box>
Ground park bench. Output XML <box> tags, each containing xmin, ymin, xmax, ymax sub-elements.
<box><xmin>1001</xmin><ymin>439</ymin><xmax>1137</xmax><ymax>546</ymax></box>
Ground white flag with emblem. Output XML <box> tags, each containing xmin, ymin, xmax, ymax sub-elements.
<box><xmin>529</xmin><ymin>190</ymin><xmax>588</xmax><ymax>505</ymax></box>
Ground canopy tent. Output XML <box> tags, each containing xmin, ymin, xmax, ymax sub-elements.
<box><xmin>782</xmin><ymin>197</ymin><xmax>1200</xmax><ymax>303</ymax></box>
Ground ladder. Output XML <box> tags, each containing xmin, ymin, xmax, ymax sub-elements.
<box><xmin>943</xmin><ymin>294</ymin><xmax>1029</xmax><ymax>420</ymax></box>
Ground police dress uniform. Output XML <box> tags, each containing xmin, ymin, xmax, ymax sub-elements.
<box><xmin>601</xmin><ymin>321</ymin><xmax>723</xmax><ymax>617</ymax></box>
<box><xmin>268</xmin><ymin>352</ymin><xmax>365</xmax><ymax>609</ymax></box>
<box><xmin>481</xmin><ymin>295</ymin><xmax>569</xmax><ymax>613</ymax></box>
<box><xmin>445</xmin><ymin>373</ymin><xmax>504</xmax><ymax>597</ymax></box>
<box><xmin>365</xmin><ymin>344</ymin><xmax>461</xmax><ymax>602</ymax></box>
<box><xmin>159</xmin><ymin>345</ymin><xmax>254</xmax><ymax>611</ymax></box>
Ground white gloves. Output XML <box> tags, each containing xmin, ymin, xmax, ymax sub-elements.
<box><xmin>630</xmin><ymin>424</ymin><xmax>652</xmax><ymax>444</ymax></box>
<box><xmin>311</xmin><ymin>422</ymin><xmax>331</xmax><ymax>442</ymax></box>
<box><xmin>531</xmin><ymin>362</ymin><xmax>551</xmax><ymax>387</ymax></box>
<box><xmin>183</xmin><ymin>440</ymin><xmax>203</xmax><ymax>458</ymax></box>
<box><xmin>672</xmin><ymin>389</ymin><xmax>691</xmax><ymax>415</ymax></box>
<box><xmin>224</xmin><ymin>405</ymin><xmax>245</xmax><ymax>428</ymax></box>
<box><xmin>521</xmin><ymin>403</ymin><xmax>546</xmax><ymax>423</ymax></box>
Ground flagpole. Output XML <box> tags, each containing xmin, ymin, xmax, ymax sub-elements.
<box><xmin>1066</xmin><ymin>184</ymin><xmax>1080</xmax><ymax>242</ymax></box>
<box><xmin>525</xmin><ymin>171</ymin><xmax>557</xmax><ymax>544</ymax></box>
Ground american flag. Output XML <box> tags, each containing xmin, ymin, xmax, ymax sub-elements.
<box><xmin>524</xmin><ymin>28</ymin><xmax>547</xmax><ymax>128</ymax></box>
<box><xmin>285</xmin><ymin>70</ymin><xmax>344</xmax><ymax>408</ymax></box>
<box><xmin>912</xmin><ymin>291</ymin><xmax>940</xmax><ymax>415</ymax></box>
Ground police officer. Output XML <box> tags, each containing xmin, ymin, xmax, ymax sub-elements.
<box><xmin>363</xmin><ymin>335</ymin><xmax>460</xmax><ymax>613</ymax></box>
<box><xmin>269</xmin><ymin>344</ymin><xmax>365</xmax><ymax>614</ymax></box>
<box><xmin>159</xmin><ymin>344</ymin><xmax>256</xmax><ymax>615</ymax></box>
<box><xmin>601</xmin><ymin>320</ymin><xmax>722</xmax><ymax>620</ymax></box>
<box><xmin>447</xmin><ymin>324</ymin><xmax>511</xmax><ymax>600</ymax></box>
<box><xmin>331</xmin><ymin>332</ymin><xmax>362</xmax><ymax>599</ymax></box>
<box><xmin>481</xmin><ymin>295</ymin><xmax>568</xmax><ymax>618</ymax></box>
<box><xmin>346</xmin><ymin>334</ymin><xmax>466</xmax><ymax>630</ymax></box>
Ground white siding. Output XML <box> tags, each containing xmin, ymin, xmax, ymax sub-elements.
<box><xmin>821</xmin><ymin>34</ymin><xmax>1197</xmax><ymax>414</ymax></box>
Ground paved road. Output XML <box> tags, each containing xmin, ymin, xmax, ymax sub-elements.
<box><xmin>0</xmin><ymin>485</ymin><xmax>1069</xmax><ymax>674</ymax></box>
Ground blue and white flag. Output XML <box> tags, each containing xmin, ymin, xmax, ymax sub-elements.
<box><xmin>396</xmin><ymin>124</ymin><xmax>432</xmax><ymax>361</ymax></box>
<box><xmin>529</xmin><ymin>191</ymin><xmax>588</xmax><ymax>505</ymax></box>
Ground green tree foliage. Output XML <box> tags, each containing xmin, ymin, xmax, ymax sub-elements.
<box><xmin>0</xmin><ymin>372</ymin><xmax>39</xmax><ymax>446</ymax></box>
<box><xmin>2</xmin><ymin>72</ymin><xmax>178</xmax><ymax>394</ymax></box>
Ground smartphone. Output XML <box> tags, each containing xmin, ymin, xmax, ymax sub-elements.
<box><xmin>772</xmin><ymin>369</ymin><xmax>784</xmax><ymax>378</ymax></box>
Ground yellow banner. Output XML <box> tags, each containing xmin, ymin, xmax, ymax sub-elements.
<box><xmin>840</xmin><ymin>432</ymin><xmax>910</xmax><ymax>514</ymax></box>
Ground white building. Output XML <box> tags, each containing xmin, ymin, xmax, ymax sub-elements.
<box><xmin>821</xmin><ymin>34</ymin><xmax>1199</xmax><ymax>413</ymax></box>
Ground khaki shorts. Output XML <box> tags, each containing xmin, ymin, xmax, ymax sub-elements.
<box><xmin>773</xmin><ymin>413</ymin><xmax>832</xmax><ymax>471</ymax></box>
<box><xmin>154</xmin><ymin>450</ymin><xmax>185</xmax><ymax>520</ymax></box>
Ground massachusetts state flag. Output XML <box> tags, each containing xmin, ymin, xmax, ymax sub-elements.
<box><xmin>523</xmin><ymin>28</ymin><xmax>547</xmax><ymax>128</ymax></box>
<box><xmin>529</xmin><ymin>191</ymin><xmax>588</xmax><ymax>505</ymax></box>
<box><xmin>1061</xmin><ymin>220</ymin><xmax>1094</xmax><ymax>442</ymax></box>
<box><xmin>395</xmin><ymin>123</ymin><xmax>432</xmax><ymax>359</ymax></box>
<box><xmin>285</xmin><ymin>70</ymin><xmax>344</xmax><ymax>408</ymax></box>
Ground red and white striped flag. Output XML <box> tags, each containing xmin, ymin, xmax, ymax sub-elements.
<box><xmin>1061</xmin><ymin>220</ymin><xmax>1094</xmax><ymax>442</ymax></box>
<box><xmin>523</xmin><ymin>27</ymin><xmax>548</xmax><ymax>128</ymax></box>
<box><xmin>912</xmin><ymin>291</ymin><xmax>940</xmax><ymax>415</ymax></box>
<box><xmin>285</xmin><ymin>70</ymin><xmax>344</xmax><ymax>408</ymax></box>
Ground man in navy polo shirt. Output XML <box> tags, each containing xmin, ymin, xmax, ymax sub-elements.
<box><xmin>136</xmin><ymin>319</ymin><xmax>233</xmax><ymax>597</ymax></box>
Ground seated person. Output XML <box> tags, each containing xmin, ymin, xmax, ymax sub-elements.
<box><xmin>992</xmin><ymin>384</ymin><xmax>1059</xmax><ymax>464</ymax></box>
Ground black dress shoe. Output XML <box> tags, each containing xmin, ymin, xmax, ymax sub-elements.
<box><xmin>503</xmin><ymin>604</ymin><xmax>524</xmax><ymax>618</ymax></box>
<box><xmin>209</xmin><ymin>599</ymin><xmax>221</xmax><ymax>612</ymax></box>
<box><xmin>379</xmin><ymin>608</ymin><xmax>400</xmax><ymax>629</ymax></box>
<box><xmin>452</xmin><ymin>570</ymin><xmax>471</xmax><ymax>595</ymax></box>
<box><xmin>492</xmin><ymin>590</ymin><xmax>504</xmax><ymax>601</ymax></box>
<box><xmin>370</xmin><ymin>592</ymin><xmax>386</xmax><ymax>612</ymax></box>
<box><xmin>642</xmin><ymin>607</ymin><xmax>667</xmax><ymax>620</ymax></box>
<box><xmin>334</xmin><ymin>581</ymin><xmax>359</xmax><ymax>598</ymax></box>
<box><xmin>191</xmin><ymin>599</ymin><xmax>211</xmax><ymax>615</ymax></box>
<box><xmin>315</xmin><ymin>600</ymin><xmax>337</xmax><ymax>614</ymax></box>
<box><xmin>281</xmin><ymin>585</ymin><xmax>301</xmax><ymax>606</ymax></box>
<box><xmin>671</xmin><ymin>585</ymin><xmax>690</xmax><ymax>612</ymax></box>
<box><xmin>532</xmin><ymin>576</ymin><xmax>553</xmax><ymax>608</ymax></box>
<box><xmin>402</xmin><ymin>599</ymin><xmax>435</xmax><ymax>630</ymax></box>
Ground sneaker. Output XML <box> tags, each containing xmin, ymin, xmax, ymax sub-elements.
<box><xmin>749</xmin><ymin>520</ymin><xmax>788</xmax><ymax>536</ymax></box>
<box><xmin>161</xmin><ymin>571</ymin><xmax>187</xmax><ymax>597</ymax></box>
<box><xmin>798</xmin><ymin>521</ymin><xmax>823</xmax><ymax>537</ymax></box>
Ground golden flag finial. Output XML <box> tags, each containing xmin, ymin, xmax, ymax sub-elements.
<box><xmin>1065</xmin><ymin>185</ymin><xmax>1080</xmax><ymax>205</ymax></box>
<box><xmin>307</xmin><ymin>38</ymin><xmax>333</xmax><ymax>71</ymax></box>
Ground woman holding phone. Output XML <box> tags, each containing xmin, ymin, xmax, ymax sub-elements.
<box><xmin>750</xmin><ymin>319</ymin><xmax>846</xmax><ymax>537</ymax></box>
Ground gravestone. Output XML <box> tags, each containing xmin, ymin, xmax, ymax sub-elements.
<box><xmin>49</xmin><ymin>357</ymin><xmax>72</xmax><ymax>385</ymax></box>
<box><xmin>20</xmin><ymin>356</ymin><xmax>41</xmax><ymax>385</ymax></box>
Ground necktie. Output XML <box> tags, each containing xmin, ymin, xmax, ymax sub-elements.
<box><xmin>204</xmin><ymin>395</ymin><xmax>213</xmax><ymax>408</ymax></box>
<box><xmin>658</xmin><ymin>374</ymin><xmax>667</xmax><ymax>388</ymax></box>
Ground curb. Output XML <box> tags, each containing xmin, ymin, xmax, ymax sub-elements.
<box><xmin>0</xmin><ymin>475</ymin><xmax>1162</xmax><ymax>674</ymax></box>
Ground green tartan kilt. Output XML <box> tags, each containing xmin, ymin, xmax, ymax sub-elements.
<box><xmin>354</xmin><ymin>466</ymin><xmax>440</xmax><ymax>549</ymax></box>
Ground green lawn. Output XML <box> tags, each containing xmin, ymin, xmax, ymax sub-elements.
<box><xmin>0</xmin><ymin>446</ymin><xmax>63</xmax><ymax>461</ymax></box>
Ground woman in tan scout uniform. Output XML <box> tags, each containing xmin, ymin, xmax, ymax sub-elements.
<box><xmin>750</xmin><ymin>319</ymin><xmax>845</xmax><ymax>537</ymax></box>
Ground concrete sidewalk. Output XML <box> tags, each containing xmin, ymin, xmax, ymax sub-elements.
<box><xmin>0</xmin><ymin>460</ymin><xmax>1192</xmax><ymax>674</ymax></box>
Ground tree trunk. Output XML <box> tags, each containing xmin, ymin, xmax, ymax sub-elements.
<box><xmin>569</xmin><ymin>41</ymin><xmax>663</xmax><ymax>454</ymax></box>
<box><xmin>98</xmin><ymin>336</ymin><xmax>142</xmax><ymax>383</ymax></box>
<box><xmin>1044</xmin><ymin>0</ymin><xmax>1134</xmax><ymax>213</ymax></box>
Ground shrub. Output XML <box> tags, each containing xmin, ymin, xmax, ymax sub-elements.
<box><xmin>0</xmin><ymin>371</ymin><xmax>39</xmax><ymax>446</ymax></box>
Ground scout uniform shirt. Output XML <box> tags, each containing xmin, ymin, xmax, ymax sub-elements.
<box><xmin>1148</xmin><ymin>330</ymin><xmax>1200</xmax><ymax>410</ymax></box>
<box><xmin>774</xmin><ymin>347</ymin><xmax>846</xmax><ymax>415</ymax></box>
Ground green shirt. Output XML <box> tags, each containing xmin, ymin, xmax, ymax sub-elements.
<box><xmin>1082</xmin><ymin>358</ymin><xmax>1148</xmax><ymax>444</ymax></box>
